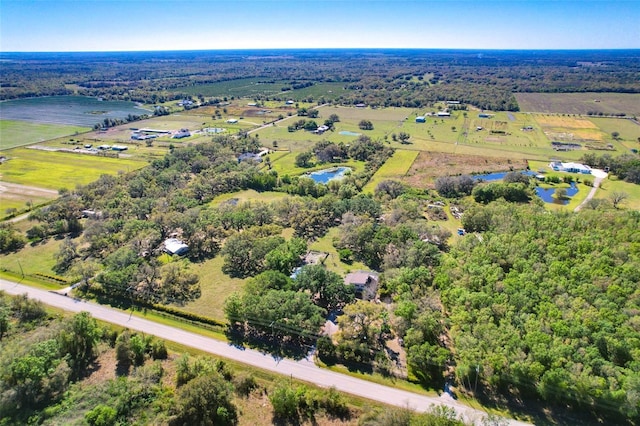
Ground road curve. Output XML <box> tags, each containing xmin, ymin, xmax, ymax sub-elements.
<box><xmin>0</xmin><ymin>279</ymin><xmax>531</xmax><ymax>426</ymax></box>
<box><xmin>574</xmin><ymin>169</ymin><xmax>608</xmax><ymax>212</ymax></box>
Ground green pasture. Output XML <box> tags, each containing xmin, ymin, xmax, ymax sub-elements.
<box><xmin>588</xmin><ymin>117</ymin><xmax>640</xmax><ymax>143</ymax></box>
<box><xmin>0</xmin><ymin>120</ymin><xmax>90</xmax><ymax>150</ymax></box>
<box><xmin>178</xmin><ymin>78</ymin><xmax>285</xmax><ymax>98</ymax></box>
<box><xmin>181</xmin><ymin>255</ymin><xmax>246</xmax><ymax>321</ymax></box>
<box><xmin>0</xmin><ymin>148</ymin><xmax>147</xmax><ymax>190</ymax></box>
<box><xmin>209</xmin><ymin>189</ymin><xmax>291</xmax><ymax>206</ymax></box>
<box><xmin>595</xmin><ymin>177</ymin><xmax>640</xmax><ymax>210</ymax></box>
<box><xmin>0</xmin><ymin>237</ymin><xmax>63</xmax><ymax>278</ymax></box>
<box><xmin>287</xmin><ymin>82</ymin><xmax>353</xmax><ymax>101</ymax></box>
<box><xmin>362</xmin><ymin>149</ymin><xmax>419</xmax><ymax>193</ymax></box>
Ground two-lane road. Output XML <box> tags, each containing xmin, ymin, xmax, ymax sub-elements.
<box><xmin>0</xmin><ymin>279</ymin><xmax>531</xmax><ymax>426</ymax></box>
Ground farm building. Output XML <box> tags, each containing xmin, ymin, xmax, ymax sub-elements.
<box><xmin>226</xmin><ymin>118</ymin><xmax>239</xmax><ymax>124</ymax></box>
<box><xmin>237</xmin><ymin>152</ymin><xmax>262</xmax><ymax>163</ymax></box>
<box><xmin>164</xmin><ymin>238</ymin><xmax>189</xmax><ymax>256</ymax></box>
<box><xmin>344</xmin><ymin>271</ymin><xmax>379</xmax><ymax>301</ymax></box>
<box><xmin>313</xmin><ymin>125</ymin><xmax>330</xmax><ymax>134</ymax></box>
<box><xmin>550</xmin><ymin>161</ymin><xmax>592</xmax><ymax>174</ymax></box>
<box><xmin>478</xmin><ymin>113</ymin><xmax>493</xmax><ymax>118</ymax></box>
<box><xmin>111</xmin><ymin>145</ymin><xmax>128</xmax><ymax>151</ymax></box>
<box><xmin>172</xmin><ymin>129</ymin><xmax>191</xmax><ymax>139</ymax></box>
<box><xmin>415</xmin><ymin>116</ymin><xmax>426</xmax><ymax>123</ymax></box>
<box><xmin>437</xmin><ymin>111</ymin><xmax>451</xmax><ymax>117</ymax></box>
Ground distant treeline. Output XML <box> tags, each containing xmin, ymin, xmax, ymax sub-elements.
<box><xmin>1</xmin><ymin>49</ymin><xmax>639</xmax><ymax>111</ymax></box>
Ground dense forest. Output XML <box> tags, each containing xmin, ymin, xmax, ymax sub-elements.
<box><xmin>2</xmin><ymin>49</ymin><xmax>639</xmax><ymax>111</ymax></box>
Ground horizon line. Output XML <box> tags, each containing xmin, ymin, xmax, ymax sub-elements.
<box><xmin>2</xmin><ymin>47</ymin><xmax>640</xmax><ymax>55</ymax></box>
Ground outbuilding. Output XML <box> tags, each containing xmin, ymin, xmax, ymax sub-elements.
<box><xmin>164</xmin><ymin>238</ymin><xmax>189</xmax><ymax>256</ymax></box>
<box><xmin>415</xmin><ymin>116</ymin><xmax>426</xmax><ymax>123</ymax></box>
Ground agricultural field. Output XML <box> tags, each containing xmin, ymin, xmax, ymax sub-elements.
<box><xmin>286</xmin><ymin>82</ymin><xmax>354</xmax><ymax>101</ymax></box>
<box><xmin>515</xmin><ymin>92</ymin><xmax>640</xmax><ymax>116</ymax></box>
<box><xmin>178</xmin><ymin>78</ymin><xmax>286</xmax><ymax>98</ymax></box>
<box><xmin>0</xmin><ymin>119</ymin><xmax>90</xmax><ymax>149</ymax></box>
<box><xmin>0</xmin><ymin>148</ymin><xmax>146</xmax><ymax>190</ymax></box>
<box><xmin>362</xmin><ymin>149</ymin><xmax>419</xmax><ymax>193</ymax></box>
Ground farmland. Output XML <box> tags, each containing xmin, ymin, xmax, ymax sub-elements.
<box><xmin>515</xmin><ymin>92</ymin><xmax>640</xmax><ymax>116</ymax></box>
<box><xmin>0</xmin><ymin>148</ymin><xmax>146</xmax><ymax>190</ymax></box>
<box><xmin>0</xmin><ymin>119</ymin><xmax>90</xmax><ymax>149</ymax></box>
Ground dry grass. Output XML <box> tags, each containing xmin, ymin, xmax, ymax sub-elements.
<box><xmin>534</xmin><ymin>115</ymin><xmax>598</xmax><ymax>129</ymax></box>
<box><xmin>403</xmin><ymin>151</ymin><xmax>528</xmax><ymax>188</ymax></box>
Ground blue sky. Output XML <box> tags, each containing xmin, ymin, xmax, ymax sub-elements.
<box><xmin>1</xmin><ymin>0</ymin><xmax>639</xmax><ymax>51</ymax></box>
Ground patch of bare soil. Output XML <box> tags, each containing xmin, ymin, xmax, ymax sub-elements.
<box><xmin>403</xmin><ymin>151</ymin><xmax>528</xmax><ymax>189</ymax></box>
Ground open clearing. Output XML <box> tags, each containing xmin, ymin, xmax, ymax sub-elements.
<box><xmin>403</xmin><ymin>151</ymin><xmax>528</xmax><ymax>189</ymax></box>
<box><xmin>515</xmin><ymin>92</ymin><xmax>640</xmax><ymax>116</ymax></box>
<box><xmin>0</xmin><ymin>181</ymin><xmax>58</xmax><ymax>217</ymax></box>
<box><xmin>363</xmin><ymin>149</ymin><xmax>419</xmax><ymax>193</ymax></box>
<box><xmin>0</xmin><ymin>119</ymin><xmax>90</xmax><ymax>149</ymax></box>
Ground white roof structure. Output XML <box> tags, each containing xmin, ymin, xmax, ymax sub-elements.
<box><xmin>164</xmin><ymin>238</ymin><xmax>188</xmax><ymax>255</ymax></box>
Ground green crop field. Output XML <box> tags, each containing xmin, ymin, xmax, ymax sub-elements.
<box><xmin>178</xmin><ymin>78</ymin><xmax>286</xmax><ymax>98</ymax></box>
<box><xmin>0</xmin><ymin>148</ymin><xmax>147</xmax><ymax>190</ymax></box>
<box><xmin>515</xmin><ymin>92</ymin><xmax>640</xmax><ymax>116</ymax></box>
<box><xmin>287</xmin><ymin>82</ymin><xmax>354</xmax><ymax>101</ymax></box>
<box><xmin>0</xmin><ymin>120</ymin><xmax>90</xmax><ymax>149</ymax></box>
<box><xmin>362</xmin><ymin>149</ymin><xmax>419</xmax><ymax>193</ymax></box>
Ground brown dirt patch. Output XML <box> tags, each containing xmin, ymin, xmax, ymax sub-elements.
<box><xmin>403</xmin><ymin>151</ymin><xmax>528</xmax><ymax>188</ymax></box>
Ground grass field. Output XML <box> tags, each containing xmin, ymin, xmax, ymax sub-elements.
<box><xmin>209</xmin><ymin>189</ymin><xmax>291</xmax><ymax>206</ymax></box>
<box><xmin>0</xmin><ymin>237</ymin><xmax>63</xmax><ymax>278</ymax></box>
<box><xmin>0</xmin><ymin>148</ymin><xmax>147</xmax><ymax>190</ymax></box>
<box><xmin>362</xmin><ymin>149</ymin><xmax>419</xmax><ymax>193</ymax></box>
<box><xmin>594</xmin><ymin>176</ymin><xmax>640</xmax><ymax>210</ymax></box>
<box><xmin>178</xmin><ymin>78</ymin><xmax>286</xmax><ymax>98</ymax></box>
<box><xmin>181</xmin><ymin>255</ymin><xmax>246</xmax><ymax>321</ymax></box>
<box><xmin>515</xmin><ymin>92</ymin><xmax>640</xmax><ymax>116</ymax></box>
<box><xmin>0</xmin><ymin>120</ymin><xmax>90</xmax><ymax>149</ymax></box>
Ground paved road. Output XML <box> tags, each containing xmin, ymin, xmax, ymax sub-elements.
<box><xmin>0</xmin><ymin>279</ymin><xmax>531</xmax><ymax>426</ymax></box>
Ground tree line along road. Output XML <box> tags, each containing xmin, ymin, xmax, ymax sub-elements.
<box><xmin>0</xmin><ymin>278</ymin><xmax>531</xmax><ymax>426</ymax></box>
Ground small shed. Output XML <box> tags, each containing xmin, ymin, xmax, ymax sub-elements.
<box><xmin>164</xmin><ymin>238</ymin><xmax>189</xmax><ymax>256</ymax></box>
<box><xmin>415</xmin><ymin>116</ymin><xmax>426</xmax><ymax>123</ymax></box>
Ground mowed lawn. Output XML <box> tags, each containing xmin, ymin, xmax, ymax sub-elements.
<box><xmin>362</xmin><ymin>149</ymin><xmax>419</xmax><ymax>193</ymax></box>
<box><xmin>0</xmin><ymin>120</ymin><xmax>90</xmax><ymax>149</ymax></box>
<box><xmin>0</xmin><ymin>148</ymin><xmax>147</xmax><ymax>190</ymax></box>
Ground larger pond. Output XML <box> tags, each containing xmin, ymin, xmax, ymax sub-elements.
<box><xmin>307</xmin><ymin>167</ymin><xmax>351</xmax><ymax>184</ymax></box>
<box><xmin>472</xmin><ymin>170</ymin><xmax>580</xmax><ymax>204</ymax></box>
<box><xmin>535</xmin><ymin>182</ymin><xmax>579</xmax><ymax>205</ymax></box>
<box><xmin>0</xmin><ymin>96</ymin><xmax>152</xmax><ymax>127</ymax></box>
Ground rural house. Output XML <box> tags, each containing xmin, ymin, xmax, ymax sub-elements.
<box><xmin>344</xmin><ymin>271</ymin><xmax>379</xmax><ymax>301</ymax></box>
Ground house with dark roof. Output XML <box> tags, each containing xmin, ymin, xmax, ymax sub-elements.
<box><xmin>344</xmin><ymin>271</ymin><xmax>379</xmax><ymax>301</ymax></box>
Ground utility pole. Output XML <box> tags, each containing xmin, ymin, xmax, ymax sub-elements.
<box><xmin>474</xmin><ymin>364</ymin><xmax>479</xmax><ymax>394</ymax></box>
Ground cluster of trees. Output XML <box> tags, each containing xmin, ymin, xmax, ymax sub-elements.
<box><xmin>580</xmin><ymin>153</ymin><xmax>640</xmax><ymax>184</ymax></box>
<box><xmin>4</xmin><ymin>50</ymin><xmax>638</xmax><ymax>112</ymax></box>
<box><xmin>438</xmin><ymin>203</ymin><xmax>640</xmax><ymax>422</ymax></box>
<box><xmin>0</xmin><ymin>297</ymin><xmax>103</xmax><ymax>421</ymax></box>
<box><xmin>287</xmin><ymin>118</ymin><xmax>319</xmax><ymax>132</ymax></box>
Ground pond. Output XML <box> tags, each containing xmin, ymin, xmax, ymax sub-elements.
<box><xmin>339</xmin><ymin>131</ymin><xmax>361</xmax><ymax>136</ymax></box>
<box><xmin>535</xmin><ymin>182</ymin><xmax>579</xmax><ymax>205</ymax></box>
<box><xmin>0</xmin><ymin>95</ymin><xmax>152</xmax><ymax>127</ymax></box>
<box><xmin>472</xmin><ymin>170</ymin><xmax>536</xmax><ymax>181</ymax></box>
<box><xmin>307</xmin><ymin>167</ymin><xmax>351</xmax><ymax>184</ymax></box>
